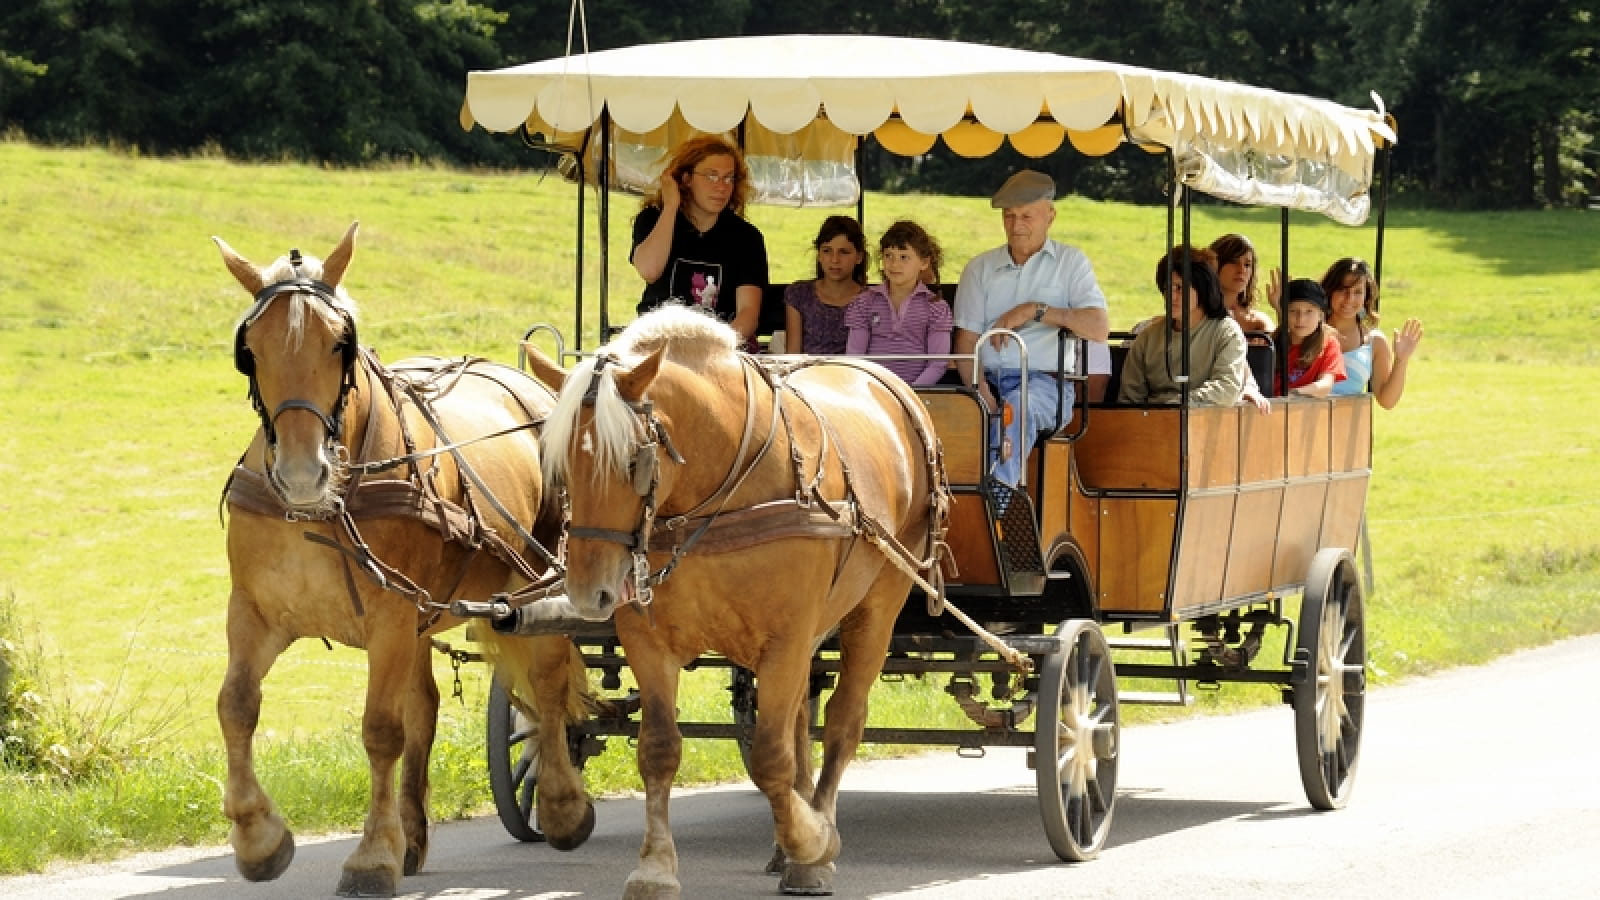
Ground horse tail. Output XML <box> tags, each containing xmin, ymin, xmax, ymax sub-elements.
<box><xmin>476</xmin><ymin>629</ymin><xmax>593</xmax><ymax>725</ymax></box>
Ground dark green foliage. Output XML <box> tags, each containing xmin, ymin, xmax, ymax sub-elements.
<box><xmin>0</xmin><ymin>0</ymin><xmax>1596</xmax><ymax>204</ymax></box>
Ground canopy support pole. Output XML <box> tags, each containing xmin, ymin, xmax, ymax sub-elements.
<box><xmin>1372</xmin><ymin>125</ymin><xmax>1393</xmax><ymax>313</ymax></box>
<box><xmin>1277</xmin><ymin>207</ymin><xmax>1291</xmax><ymax>395</ymax></box>
<box><xmin>855</xmin><ymin>137</ymin><xmax>866</xmax><ymax>230</ymax></box>
<box><xmin>596</xmin><ymin>109</ymin><xmax>612</xmax><ymax>346</ymax></box>
<box><xmin>571</xmin><ymin>132</ymin><xmax>587</xmax><ymax>353</ymax></box>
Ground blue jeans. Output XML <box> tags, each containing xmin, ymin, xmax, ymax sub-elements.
<box><xmin>989</xmin><ymin>369</ymin><xmax>1073</xmax><ymax>488</ymax></box>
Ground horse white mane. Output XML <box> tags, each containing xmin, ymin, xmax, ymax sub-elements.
<box><xmin>240</xmin><ymin>251</ymin><xmax>361</xmax><ymax>355</ymax></box>
<box><xmin>542</xmin><ymin>305</ymin><xmax>738</xmax><ymax>489</ymax></box>
<box><xmin>612</xmin><ymin>304</ymin><xmax>737</xmax><ymax>366</ymax></box>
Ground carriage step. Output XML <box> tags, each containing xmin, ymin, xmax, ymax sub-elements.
<box><xmin>1119</xmin><ymin>690</ymin><xmax>1192</xmax><ymax>706</ymax></box>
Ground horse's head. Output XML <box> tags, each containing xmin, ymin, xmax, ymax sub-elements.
<box><xmin>216</xmin><ymin>222</ymin><xmax>362</xmax><ymax>514</ymax></box>
<box><xmin>538</xmin><ymin>344</ymin><xmax>682</xmax><ymax>621</ymax></box>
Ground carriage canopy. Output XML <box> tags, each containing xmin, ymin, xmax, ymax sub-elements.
<box><xmin>461</xmin><ymin>35</ymin><xmax>1395</xmax><ymax>223</ymax></box>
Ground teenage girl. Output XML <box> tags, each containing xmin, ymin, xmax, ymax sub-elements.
<box><xmin>1322</xmin><ymin>257</ymin><xmax>1424</xmax><ymax>409</ymax></box>
<box><xmin>1275</xmin><ymin>278</ymin><xmax>1347</xmax><ymax>397</ymax></box>
<box><xmin>1209</xmin><ymin>233</ymin><xmax>1276</xmax><ymax>334</ymax></box>
<box><xmin>783</xmin><ymin>215</ymin><xmax>869</xmax><ymax>354</ymax></box>
<box><xmin>844</xmin><ymin>220</ymin><xmax>953</xmax><ymax>386</ymax></box>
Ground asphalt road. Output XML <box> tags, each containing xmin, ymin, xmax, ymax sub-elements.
<box><xmin>6</xmin><ymin>634</ymin><xmax>1598</xmax><ymax>899</ymax></box>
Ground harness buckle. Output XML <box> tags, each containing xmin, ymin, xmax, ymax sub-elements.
<box><xmin>631</xmin><ymin>552</ymin><xmax>655</xmax><ymax>610</ymax></box>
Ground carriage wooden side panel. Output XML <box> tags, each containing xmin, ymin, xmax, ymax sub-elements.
<box><xmin>918</xmin><ymin>388</ymin><xmax>1002</xmax><ymax>587</ymax></box>
<box><xmin>1275</xmin><ymin>401</ymin><xmax>1334</xmax><ymax>589</ymax></box>
<box><xmin>1323</xmin><ymin>395</ymin><xmax>1373</xmax><ymax>554</ymax></box>
<box><xmin>1044</xmin><ymin>397</ymin><xmax>1372</xmax><ymax>618</ymax></box>
<box><xmin>1226</xmin><ymin>404</ymin><xmax>1289</xmax><ymax>598</ymax></box>
<box><xmin>920</xmin><ymin>389</ymin><xmax>988</xmax><ymax>485</ymax></box>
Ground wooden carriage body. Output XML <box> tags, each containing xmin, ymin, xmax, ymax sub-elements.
<box><xmin>923</xmin><ymin>387</ymin><xmax>1372</xmax><ymax>627</ymax></box>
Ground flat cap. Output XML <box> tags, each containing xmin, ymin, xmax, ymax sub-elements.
<box><xmin>991</xmin><ymin>169</ymin><xmax>1056</xmax><ymax>208</ymax></box>
<box><xmin>1286</xmin><ymin>278</ymin><xmax>1329</xmax><ymax>313</ymax></box>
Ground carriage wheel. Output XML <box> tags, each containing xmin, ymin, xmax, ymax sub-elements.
<box><xmin>487</xmin><ymin>676</ymin><xmax>545</xmax><ymax>843</ymax></box>
<box><xmin>1294</xmin><ymin>548</ymin><xmax>1367</xmax><ymax>810</ymax></box>
<box><xmin>1034</xmin><ymin>619</ymin><xmax>1120</xmax><ymax>862</ymax></box>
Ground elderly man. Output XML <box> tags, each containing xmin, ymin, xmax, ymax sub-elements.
<box><xmin>953</xmin><ymin>169</ymin><xmax>1111</xmax><ymax>489</ymax></box>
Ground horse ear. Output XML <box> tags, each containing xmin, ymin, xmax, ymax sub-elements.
<box><xmin>523</xmin><ymin>344</ymin><xmax>567</xmax><ymax>391</ymax></box>
<box><xmin>213</xmin><ymin>236</ymin><xmax>264</xmax><ymax>295</ymax></box>
<box><xmin>613</xmin><ymin>347</ymin><xmax>665</xmax><ymax>402</ymax></box>
<box><xmin>321</xmin><ymin>221</ymin><xmax>360</xmax><ymax>288</ymax></box>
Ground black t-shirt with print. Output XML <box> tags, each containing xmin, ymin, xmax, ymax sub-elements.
<box><xmin>630</xmin><ymin>206</ymin><xmax>769</xmax><ymax>322</ymax></box>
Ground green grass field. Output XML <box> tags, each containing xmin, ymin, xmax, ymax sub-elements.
<box><xmin>2</xmin><ymin>141</ymin><xmax>1598</xmax><ymax>871</ymax></box>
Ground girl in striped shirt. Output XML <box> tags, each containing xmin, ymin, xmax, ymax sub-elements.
<box><xmin>845</xmin><ymin>220</ymin><xmax>953</xmax><ymax>385</ymax></box>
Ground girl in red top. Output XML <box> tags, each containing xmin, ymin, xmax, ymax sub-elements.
<box><xmin>1275</xmin><ymin>278</ymin><xmax>1346</xmax><ymax>396</ymax></box>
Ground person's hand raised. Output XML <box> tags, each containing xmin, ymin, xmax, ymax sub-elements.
<box><xmin>659</xmin><ymin>172</ymin><xmax>681</xmax><ymax>210</ymax></box>
<box><xmin>1392</xmin><ymin>317</ymin><xmax>1424</xmax><ymax>360</ymax></box>
<box><xmin>1266</xmin><ymin>267</ymin><xmax>1284</xmax><ymax>317</ymax></box>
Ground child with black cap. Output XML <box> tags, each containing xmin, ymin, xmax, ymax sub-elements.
<box><xmin>1275</xmin><ymin>278</ymin><xmax>1347</xmax><ymax>396</ymax></box>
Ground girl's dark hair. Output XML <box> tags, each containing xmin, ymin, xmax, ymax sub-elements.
<box><xmin>1209</xmin><ymin>233</ymin><xmax>1260</xmax><ymax>310</ymax></box>
<box><xmin>1320</xmin><ymin>257</ymin><xmax>1381</xmax><ymax>335</ymax></box>
<box><xmin>1154</xmin><ymin>246</ymin><xmax>1227</xmax><ymax>320</ymax></box>
<box><xmin>641</xmin><ymin>134</ymin><xmax>752</xmax><ymax>216</ymax></box>
<box><xmin>879</xmin><ymin>220</ymin><xmax>944</xmax><ymax>286</ymax></box>
<box><xmin>812</xmin><ymin>215</ymin><xmax>869</xmax><ymax>285</ymax></box>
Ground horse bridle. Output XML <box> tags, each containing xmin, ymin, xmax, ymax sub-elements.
<box><xmin>233</xmin><ymin>249</ymin><xmax>360</xmax><ymax>454</ymax></box>
<box><xmin>563</xmin><ymin>355</ymin><xmax>685</xmax><ymax>557</ymax></box>
<box><xmin>561</xmin><ymin>352</ymin><xmax>785</xmax><ymax>610</ymax></box>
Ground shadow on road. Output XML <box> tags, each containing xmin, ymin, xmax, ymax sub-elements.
<box><xmin>126</xmin><ymin>778</ymin><xmax>1292</xmax><ymax>899</ymax></box>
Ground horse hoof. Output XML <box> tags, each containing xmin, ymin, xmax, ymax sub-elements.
<box><xmin>781</xmin><ymin>861</ymin><xmax>836</xmax><ymax>896</ymax></box>
<box><xmin>544</xmin><ymin>801</ymin><xmax>596</xmax><ymax>852</ymax></box>
<box><xmin>236</xmin><ymin>829</ymin><xmax>295</xmax><ymax>882</ymax></box>
<box><xmin>764</xmin><ymin>844</ymin><xmax>786</xmax><ymax>875</ymax></box>
<box><xmin>621</xmin><ymin>876</ymin><xmax>681</xmax><ymax>899</ymax></box>
<box><xmin>403</xmin><ymin>844</ymin><xmax>426</xmax><ymax>877</ymax></box>
<box><xmin>336</xmin><ymin>866</ymin><xmax>398</xmax><ymax>897</ymax></box>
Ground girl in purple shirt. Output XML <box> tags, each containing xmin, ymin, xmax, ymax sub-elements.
<box><xmin>845</xmin><ymin>220</ymin><xmax>953</xmax><ymax>386</ymax></box>
<box><xmin>784</xmin><ymin>215</ymin><xmax>869</xmax><ymax>354</ymax></box>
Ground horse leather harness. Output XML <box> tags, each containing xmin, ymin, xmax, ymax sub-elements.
<box><xmin>564</xmin><ymin>351</ymin><xmax>952</xmax><ymax>617</ymax></box>
<box><xmin>233</xmin><ymin>256</ymin><xmax>360</xmax><ymax>452</ymax></box>
<box><xmin>225</xmin><ymin>272</ymin><xmax>563</xmax><ymax>629</ymax></box>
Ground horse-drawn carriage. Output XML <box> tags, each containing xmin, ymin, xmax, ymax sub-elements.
<box><xmin>213</xmin><ymin>34</ymin><xmax>1391</xmax><ymax>899</ymax></box>
<box><xmin>457</xmin><ymin>33</ymin><xmax>1388</xmax><ymax>877</ymax></box>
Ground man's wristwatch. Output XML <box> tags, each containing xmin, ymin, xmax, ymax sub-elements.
<box><xmin>1032</xmin><ymin>302</ymin><xmax>1048</xmax><ymax>323</ymax></box>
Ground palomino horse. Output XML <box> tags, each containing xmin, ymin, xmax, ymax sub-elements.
<box><xmin>214</xmin><ymin>223</ymin><xmax>593</xmax><ymax>897</ymax></box>
<box><xmin>529</xmin><ymin>306</ymin><xmax>949</xmax><ymax>898</ymax></box>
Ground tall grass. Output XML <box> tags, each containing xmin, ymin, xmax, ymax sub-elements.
<box><xmin>1</xmin><ymin>140</ymin><xmax>1597</xmax><ymax>872</ymax></box>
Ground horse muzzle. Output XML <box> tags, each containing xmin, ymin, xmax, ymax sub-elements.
<box><xmin>266</xmin><ymin>442</ymin><xmax>343</xmax><ymax>515</ymax></box>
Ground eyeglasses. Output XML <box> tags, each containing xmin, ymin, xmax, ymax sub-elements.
<box><xmin>692</xmin><ymin>170</ymin><xmax>739</xmax><ymax>186</ymax></box>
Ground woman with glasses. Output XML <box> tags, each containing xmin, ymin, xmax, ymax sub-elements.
<box><xmin>631</xmin><ymin>135</ymin><xmax>769</xmax><ymax>349</ymax></box>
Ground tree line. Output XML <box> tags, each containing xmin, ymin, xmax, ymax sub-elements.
<box><xmin>2</xmin><ymin>0</ymin><xmax>1595</xmax><ymax>208</ymax></box>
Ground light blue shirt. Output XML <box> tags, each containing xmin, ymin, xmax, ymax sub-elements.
<box><xmin>1332</xmin><ymin>342</ymin><xmax>1373</xmax><ymax>396</ymax></box>
<box><xmin>953</xmin><ymin>238</ymin><xmax>1108</xmax><ymax>374</ymax></box>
